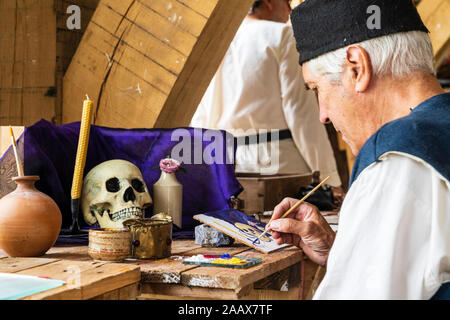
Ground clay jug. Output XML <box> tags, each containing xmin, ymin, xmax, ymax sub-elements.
<box><xmin>0</xmin><ymin>176</ymin><xmax>62</xmax><ymax>257</ymax></box>
<box><xmin>153</xmin><ymin>172</ymin><xmax>183</xmax><ymax>229</ymax></box>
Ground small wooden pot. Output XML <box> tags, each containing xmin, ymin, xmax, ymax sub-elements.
<box><xmin>88</xmin><ymin>228</ymin><xmax>131</xmax><ymax>262</ymax></box>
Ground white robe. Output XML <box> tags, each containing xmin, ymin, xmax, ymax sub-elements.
<box><xmin>314</xmin><ymin>152</ymin><xmax>450</xmax><ymax>299</ymax></box>
<box><xmin>190</xmin><ymin>18</ymin><xmax>341</xmax><ymax>186</ymax></box>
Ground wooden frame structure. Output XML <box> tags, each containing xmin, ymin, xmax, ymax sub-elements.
<box><xmin>62</xmin><ymin>0</ymin><xmax>254</xmax><ymax>129</ymax></box>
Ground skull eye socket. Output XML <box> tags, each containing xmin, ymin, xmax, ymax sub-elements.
<box><xmin>106</xmin><ymin>177</ymin><xmax>120</xmax><ymax>193</ymax></box>
<box><xmin>132</xmin><ymin>179</ymin><xmax>145</xmax><ymax>193</ymax></box>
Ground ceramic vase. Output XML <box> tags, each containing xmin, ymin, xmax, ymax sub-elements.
<box><xmin>153</xmin><ymin>172</ymin><xmax>183</xmax><ymax>228</ymax></box>
<box><xmin>0</xmin><ymin>176</ymin><xmax>62</xmax><ymax>257</ymax></box>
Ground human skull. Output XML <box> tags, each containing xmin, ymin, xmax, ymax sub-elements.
<box><xmin>82</xmin><ymin>160</ymin><xmax>152</xmax><ymax>229</ymax></box>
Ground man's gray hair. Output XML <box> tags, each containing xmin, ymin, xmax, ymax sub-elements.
<box><xmin>306</xmin><ymin>31</ymin><xmax>436</xmax><ymax>84</ymax></box>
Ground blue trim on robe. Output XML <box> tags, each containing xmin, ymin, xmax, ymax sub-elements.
<box><xmin>348</xmin><ymin>92</ymin><xmax>450</xmax><ymax>300</ymax></box>
<box><xmin>350</xmin><ymin>92</ymin><xmax>450</xmax><ymax>186</ymax></box>
<box><xmin>431</xmin><ymin>283</ymin><xmax>450</xmax><ymax>300</ymax></box>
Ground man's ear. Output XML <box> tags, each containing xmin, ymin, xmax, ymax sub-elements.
<box><xmin>343</xmin><ymin>45</ymin><xmax>372</xmax><ymax>93</ymax></box>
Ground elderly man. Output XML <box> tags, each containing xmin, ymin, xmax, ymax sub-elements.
<box><xmin>191</xmin><ymin>0</ymin><xmax>342</xmax><ymax>188</ymax></box>
<box><xmin>267</xmin><ymin>0</ymin><xmax>450</xmax><ymax>299</ymax></box>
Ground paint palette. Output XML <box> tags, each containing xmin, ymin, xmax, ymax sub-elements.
<box><xmin>182</xmin><ymin>254</ymin><xmax>262</xmax><ymax>269</ymax></box>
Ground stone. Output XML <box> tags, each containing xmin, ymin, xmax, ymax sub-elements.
<box><xmin>195</xmin><ymin>224</ymin><xmax>234</xmax><ymax>247</ymax></box>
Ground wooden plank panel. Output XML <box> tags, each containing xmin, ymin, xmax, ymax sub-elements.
<box><xmin>55</xmin><ymin>0</ymin><xmax>100</xmax><ymax>125</ymax></box>
<box><xmin>62</xmin><ymin>0</ymin><xmax>181</xmax><ymax>125</ymax></box>
<box><xmin>0</xmin><ymin>0</ymin><xmax>57</xmax><ymax>126</ymax></box>
<box><xmin>0</xmin><ymin>0</ymin><xmax>99</xmax><ymax>126</ymax></box>
<box><xmin>153</xmin><ymin>0</ymin><xmax>254</xmax><ymax>128</ymax></box>
<box><xmin>418</xmin><ymin>0</ymin><xmax>450</xmax><ymax>60</ymax></box>
<box><xmin>0</xmin><ymin>257</ymin><xmax>58</xmax><ymax>273</ymax></box>
<box><xmin>81</xmin><ymin>18</ymin><xmax>177</xmax><ymax>96</ymax></box>
<box><xmin>74</xmin><ymin>263</ymin><xmax>140</xmax><ymax>300</ymax></box>
<box><xmin>92</xmin><ymin>283</ymin><xmax>139</xmax><ymax>300</ymax></box>
<box><xmin>180</xmin><ymin>247</ymin><xmax>302</xmax><ymax>290</ymax></box>
<box><xmin>17</xmin><ymin>260</ymin><xmax>140</xmax><ymax>300</ymax></box>
<box><xmin>118</xmin><ymin>282</ymin><xmax>139</xmax><ymax>300</ymax></box>
<box><xmin>181</xmin><ymin>244</ymin><xmax>250</xmax><ymax>257</ymax></box>
<box><xmin>171</xmin><ymin>239</ymin><xmax>202</xmax><ymax>255</ymax></box>
<box><xmin>131</xmin><ymin>257</ymin><xmax>197</xmax><ymax>284</ymax></box>
<box><xmin>141</xmin><ymin>0</ymin><xmax>207</xmax><ymax>37</ymax></box>
<box><xmin>63</xmin><ymin>0</ymin><xmax>254</xmax><ymax>129</ymax></box>
<box><xmin>176</xmin><ymin>0</ymin><xmax>219</xmax><ymax>18</ymax></box>
<box><xmin>43</xmin><ymin>245</ymin><xmax>92</xmax><ymax>261</ymax></box>
<box><xmin>139</xmin><ymin>282</ymin><xmax>249</xmax><ymax>300</ymax></box>
<box><xmin>241</xmin><ymin>286</ymin><xmax>301</xmax><ymax>300</ymax></box>
<box><xmin>135</xmin><ymin>242</ymin><xmax>251</xmax><ymax>284</ymax></box>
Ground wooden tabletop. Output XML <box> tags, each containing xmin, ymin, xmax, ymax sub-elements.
<box><xmin>0</xmin><ymin>240</ymin><xmax>304</xmax><ymax>300</ymax></box>
<box><xmin>0</xmin><ymin>255</ymin><xmax>140</xmax><ymax>300</ymax></box>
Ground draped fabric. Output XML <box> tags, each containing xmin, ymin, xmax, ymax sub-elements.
<box><xmin>0</xmin><ymin>120</ymin><xmax>243</xmax><ymax>236</ymax></box>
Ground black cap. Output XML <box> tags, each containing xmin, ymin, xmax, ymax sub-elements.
<box><xmin>291</xmin><ymin>0</ymin><xmax>429</xmax><ymax>65</ymax></box>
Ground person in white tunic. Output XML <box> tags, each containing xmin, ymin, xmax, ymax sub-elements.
<box><xmin>190</xmin><ymin>0</ymin><xmax>342</xmax><ymax>188</ymax></box>
<box><xmin>267</xmin><ymin>0</ymin><xmax>450</xmax><ymax>300</ymax></box>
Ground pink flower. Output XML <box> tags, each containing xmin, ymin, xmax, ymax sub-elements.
<box><xmin>159</xmin><ymin>158</ymin><xmax>181</xmax><ymax>173</ymax></box>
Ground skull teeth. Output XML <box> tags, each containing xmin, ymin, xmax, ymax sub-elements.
<box><xmin>109</xmin><ymin>207</ymin><xmax>144</xmax><ymax>221</ymax></box>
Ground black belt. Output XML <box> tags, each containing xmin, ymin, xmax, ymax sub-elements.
<box><xmin>237</xmin><ymin>129</ymin><xmax>292</xmax><ymax>146</ymax></box>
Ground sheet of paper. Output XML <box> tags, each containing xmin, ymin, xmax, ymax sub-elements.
<box><xmin>0</xmin><ymin>273</ymin><xmax>65</xmax><ymax>300</ymax></box>
<box><xmin>194</xmin><ymin>209</ymin><xmax>290</xmax><ymax>254</ymax></box>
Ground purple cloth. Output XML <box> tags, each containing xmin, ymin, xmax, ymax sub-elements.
<box><xmin>15</xmin><ymin>120</ymin><xmax>243</xmax><ymax>233</ymax></box>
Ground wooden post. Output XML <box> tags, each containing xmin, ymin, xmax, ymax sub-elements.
<box><xmin>0</xmin><ymin>0</ymin><xmax>99</xmax><ymax>127</ymax></box>
<box><xmin>62</xmin><ymin>0</ymin><xmax>254</xmax><ymax>129</ymax></box>
<box><xmin>417</xmin><ymin>0</ymin><xmax>450</xmax><ymax>67</ymax></box>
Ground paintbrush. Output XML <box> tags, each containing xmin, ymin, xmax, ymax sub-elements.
<box><xmin>9</xmin><ymin>126</ymin><xmax>24</xmax><ymax>177</ymax></box>
<box><xmin>253</xmin><ymin>176</ymin><xmax>330</xmax><ymax>244</ymax></box>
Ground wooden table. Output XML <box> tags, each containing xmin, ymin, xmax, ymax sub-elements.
<box><xmin>0</xmin><ymin>240</ymin><xmax>322</xmax><ymax>300</ymax></box>
<box><xmin>0</xmin><ymin>253</ymin><xmax>140</xmax><ymax>300</ymax></box>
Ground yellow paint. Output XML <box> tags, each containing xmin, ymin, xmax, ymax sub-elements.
<box><xmin>212</xmin><ymin>257</ymin><xmax>247</xmax><ymax>265</ymax></box>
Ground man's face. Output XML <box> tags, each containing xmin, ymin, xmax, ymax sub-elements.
<box><xmin>302</xmin><ymin>63</ymin><xmax>366</xmax><ymax>155</ymax></box>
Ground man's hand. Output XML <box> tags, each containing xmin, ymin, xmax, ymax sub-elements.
<box><xmin>267</xmin><ymin>198</ymin><xmax>336</xmax><ymax>267</ymax></box>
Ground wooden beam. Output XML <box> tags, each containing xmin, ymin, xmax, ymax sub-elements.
<box><xmin>0</xmin><ymin>0</ymin><xmax>99</xmax><ymax>127</ymax></box>
<box><xmin>0</xmin><ymin>126</ymin><xmax>24</xmax><ymax>158</ymax></box>
<box><xmin>0</xmin><ymin>0</ymin><xmax>57</xmax><ymax>126</ymax></box>
<box><xmin>62</xmin><ymin>0</ymin><xmax>254</xmax><ymax>129</ymax></box>
<box><xmin>417</xmin><ymin>0</ymin><xmax>450</xmax><ymax>65</ymax></box>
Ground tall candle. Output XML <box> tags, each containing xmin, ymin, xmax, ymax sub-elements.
<box><xmin>71</xmin><ymin>95</ymin><xmax>93</xmax><ymax>201</ymax></box>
